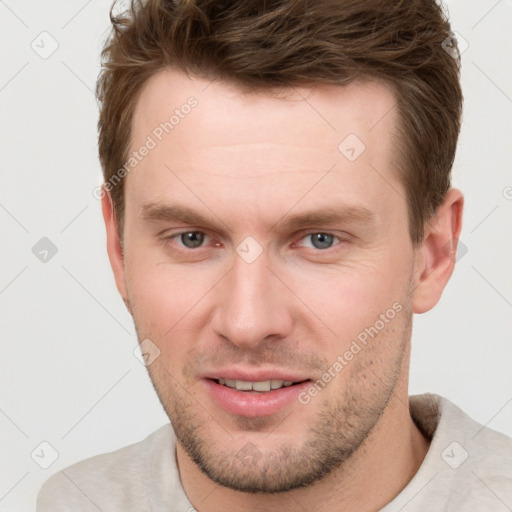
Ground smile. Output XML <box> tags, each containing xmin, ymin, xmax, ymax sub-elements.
<box><xmin>205</xmin><ymin>378</ymin><xmax>312</xmax><ymax>417</ymax></box>
<box><xmin>217</xmin><ymin>379</ymin><xmax>298</xmax><ymax>392</ymax></box>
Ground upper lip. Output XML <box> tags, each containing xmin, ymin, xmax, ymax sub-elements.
<box><xmin>202</xmin><ymin>367</ymin><xmax>311</xmax><ymax>382</ymax></box>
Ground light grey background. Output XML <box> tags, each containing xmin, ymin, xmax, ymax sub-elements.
<box><xmin>1</xmin><ymin>1</ymin><xmax>511</xmax><ymax>510</ymax></box>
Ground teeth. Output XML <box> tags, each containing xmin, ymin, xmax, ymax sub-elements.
<box><xmin>252</xmin><ymin>381</ymin><xmax>271</xmax><ymax>392</ymax></box>
<box><xmin>218</xmin><ymin>379</ymin><xmax>295</xmax><ymax>392</ymax></box>
<box><xmin>270</xmin><ymin>380</ymin><xmax>284</xmax><ymax>389</ymax></box>
<box><xmin>235</xmin><ymin>380</ymin><xmax>253</xmax><ymax>391</ymax></box>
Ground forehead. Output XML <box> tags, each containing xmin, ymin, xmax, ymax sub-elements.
<box><xmin>126</xmin><ymin>69</ymin><xmax>403</xmax><ymax>228</ymax></box>
<box><xmin>131</xmin><ymin>69</ymin><xmax>398</xmax><ymax>157</ymax></box>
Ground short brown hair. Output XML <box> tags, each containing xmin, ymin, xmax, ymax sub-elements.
<box><xmin>97</xmin><ymin>0</ymin><xmax>463</xmax><ymax>245</ymax></box>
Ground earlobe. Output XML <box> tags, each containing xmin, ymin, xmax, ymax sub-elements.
<box><xmin>412</xmin><ymin>188</ymin><xmax>464</xmax><ymax>314</ymax></box>
<box><xmin>101</xmin><ymin>189</ymin><xmax>129</xmax><ymax>307</ymax></box>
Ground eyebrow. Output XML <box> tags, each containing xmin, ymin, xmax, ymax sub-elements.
<box><xmin>141</xmin><ymin>202</ymin><xmax>376</xmax><ymax>232</ymax></box>
<box><xmin>142</xmin><ymin>203</ymin><xmax>230</xmax><ymax>231</ymax></box>
<box><xmin>275</xmin><ymin>205</ymin><xmax>376</xmax><ymax>232</ymax></box>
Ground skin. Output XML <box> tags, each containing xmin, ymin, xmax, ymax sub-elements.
<box><xmin>102</xmin><ymin>69</ymin><xmax>463</xmax><ymax>511</ymax></box>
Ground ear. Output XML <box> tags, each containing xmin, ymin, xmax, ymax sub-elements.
<box><xmin>101</xmin><ymin>189</ymin><xmax>129</xmax><ymax>309</ymax></box>
<box><xmin>412</xmin><ymin>188</ymin><xmax>464</xmax><ymax>314</ymax></box>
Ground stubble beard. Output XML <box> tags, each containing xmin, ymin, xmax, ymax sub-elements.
<box><xmin>137</xmin><ymin>306</ymin><xmax>412</xmax><ymax>494</ymax></box>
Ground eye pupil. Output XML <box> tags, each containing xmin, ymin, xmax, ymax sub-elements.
<box><xmin>311</xmin><ymin>233</ymin><xmax>333</xmax><ymax>249</ymax></box>
<box><xmin>181</xmin><ymin>231</ymin><xmax>204</xmax><ymax>248</ymax></box>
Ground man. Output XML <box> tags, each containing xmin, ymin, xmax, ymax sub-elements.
<box><xmin>38</xmin><ymin>0</ymin><xmax>512</xmax><ymax>510</ymax></box>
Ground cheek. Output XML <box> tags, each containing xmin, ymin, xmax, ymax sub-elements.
<box><xmin>125</xmin><ymin>263</ymin><xmax>199</xmax><ymax>374</ymax></box>
<box><xmin>124</xmin><ymin>248</ymin><xmax>221</xmax><ymax>339</ymax></box>
<box><xmin>288</xmin><ymin>253</ymin><xmax>412</xmax><ymax>345</ymax></box>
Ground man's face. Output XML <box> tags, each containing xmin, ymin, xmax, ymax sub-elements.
<box><xmin>119</xmin><ymin>70</ymin><xmax>419</xmax><ymax>492</ymax></box>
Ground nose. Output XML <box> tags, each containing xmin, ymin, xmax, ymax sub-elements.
<box><xmin>211</xmin><ymin>248</ymin><xmax>293</xmax><ymax>348</ymax></box>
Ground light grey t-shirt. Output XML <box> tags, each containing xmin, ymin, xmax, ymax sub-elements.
<box><xmin>37</xmin><ymin>394</ymin><xmax>512</xmax><ymax>511</ymax></box>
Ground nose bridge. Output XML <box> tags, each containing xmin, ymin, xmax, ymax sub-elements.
<box><xmin>213</xmin><ymin>248</ymin><xmax>291</xmax><ymax>347</ymax></box>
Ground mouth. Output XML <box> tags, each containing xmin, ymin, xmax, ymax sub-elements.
<box><xmin>215</xmin><ymin>378</ymin><xmax>306</xmax><ymax>392</ymax></box>
<box><xmin>203</xmin><ymin>375</ymin><xmax>312</xmax><ymax>417</ymax></box>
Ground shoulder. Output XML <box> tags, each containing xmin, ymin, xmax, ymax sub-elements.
<box><xmin>387</xmin><ymin>393</ymin><xmax>512</xmax><ymax>511</ymax></box>
<box><xmin>411</xmin><ymin>392</ymin><xmax>512</xmax><ymax>465</ymax></box>
<box><xmin>435</xmin><ymin>393</ymin><xmax>512</xmax><ymax>501</ymax></box>
<box><xmin>37</xmin><ymin>424</ymin><xmax>179</xmax><ymax>512</ymax></box>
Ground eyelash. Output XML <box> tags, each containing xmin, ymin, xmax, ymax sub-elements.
<box><xmin>162</xmin><ymin>230</ymin><xmax>345</xmax><ymax>252</ymax></box>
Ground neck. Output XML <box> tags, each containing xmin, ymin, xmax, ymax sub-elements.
<box><xmin>177</xmin><ymin>381</ymin><xmax>430</xmax><ymax>512</ymax></box>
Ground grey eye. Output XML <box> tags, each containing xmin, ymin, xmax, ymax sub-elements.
<box><xmin>310</xmin><ymin>233</ymin><xmax>334</xmax><ymax>249</ymax></box>
<box><xmin>180</xmin><ymin>231</ymin><xmax>205</xmax><ymax>248</ymax></box>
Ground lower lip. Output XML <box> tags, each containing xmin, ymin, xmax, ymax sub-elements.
<box><xmin>204</xmin><ymin>379</ymin><xmax>311</xmax><ymax>417</ymax></box>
